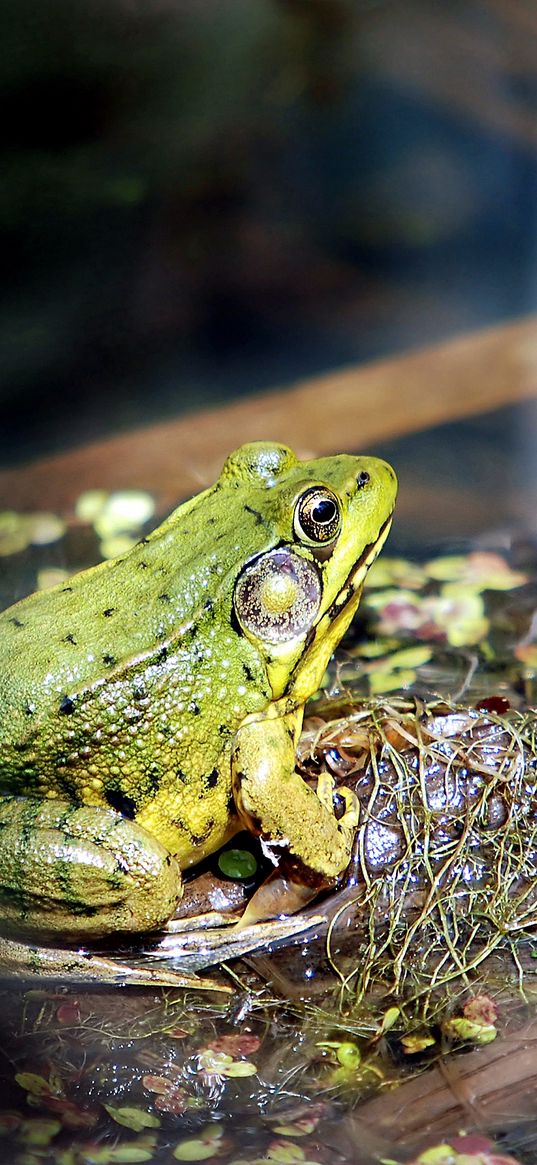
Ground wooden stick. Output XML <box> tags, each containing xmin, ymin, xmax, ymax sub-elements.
<box><xmin>1</xmin><ymin>317</ymin><xmax>537</xmax><ymax>513</ymax></box>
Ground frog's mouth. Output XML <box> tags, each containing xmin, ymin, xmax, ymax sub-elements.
<box><xmin>326</xmin><ymin>511</ymin><xmax>394</xmax><ymax>621</ymax></box>
<box><xmin>281</xmin><ymin>511</ymin><xmax>394</xmax><ymax>702</ymax></box>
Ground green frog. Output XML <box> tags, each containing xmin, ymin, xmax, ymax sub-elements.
<box><xmin>0</xmin><ymin>442</ymin><xmax>396</xmax><ymax>984</ymax></box>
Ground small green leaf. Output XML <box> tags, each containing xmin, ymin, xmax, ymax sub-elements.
<box><xmin>414</xmin><ymin>1147</ymin><xmax>457</xmax><ymax>1164</ymax></box>
<box><xmin>442</xmin><ymin>1017</ymin><xmax>497</xmax><ymax>1045</ymax></box>
<box><xmin>14</xmin><ymin>1074</ymin><xmax>51</xmax><ymax>1097</ymax></box>
<box><xmin>79</xmin><ymin>1149</ymin><xmax>113</xmax><ymax>1165</ymax></box>
<box><xmin>425</xmin><ymin>555</ymin><xmax>468</xmax><ymax>581</ymax></box>
<box><xmin>273</xmin><ymin>1121</ymin><xmax>316</xmax><ymax>1137</ymax></box>
<box><xmin>378</xmin><ymin>1006</ymin><xmax>401</xmax><ymax>1034</ymax></box>
<box><xmin>401</xmin><ymin>1033</ymin><xmax>435</xmax><ymax>1054</ymax></box>
<box><xmin>18</xmin><ymin>1117</ymin><xmax>62</xmax><ymax>1145</ymax></box>
<box><xmin>381</xmin><ymin>646</ymin><xmax>431</xmax><ymax>670</ymax></box>
<box><xmin>317</xmin><ymin>1040</ymin><xmax>361</xmax><ymax>1069</ymax></box>
<box><xmin>103</xmin><ymin>1105</ymin><xmax>160</xmax><ymax>1132</ymax></box>
<box><xmin>218</xmin><ymin>848</ymin><xmax>258</xmax><ymax>879</ymax></box>
<box><xmin>369</xmin><ymin>668</ymin><xmax>416</xmax><ymax>694</ymax></box>
<box><xmin>172</xmin><ymin>1140</ymin><xmax>217</xmax><ymax>1161</ymax></box>
<box><xmin>109</xmin><ymin>1147</ymin><xmax>155</xmax><ymax>1164</ymax></box>
<box><xmin>55</xmin><ymin>1150</ymin><xmax>78</xmax><ymax>1165</ymax></box>
<box><xmin>223</xmin><ymin>1060</ymin><xmax>257</xmax><ymax>1078</ymax></box>
<box><xmin>265</xmin><ymin>1143</ymin><xmax>306</xmax><ymax>1163</ymax></box>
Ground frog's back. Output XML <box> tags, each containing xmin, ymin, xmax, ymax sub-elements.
<box><xmin>0</xmin><ymin>484</ymin><xmax>273</xmax><ymax>798</ymax></box>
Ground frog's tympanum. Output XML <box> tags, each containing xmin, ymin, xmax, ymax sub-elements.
<box><xmin>0</xmin><ymin>442</ymin><xmax>396</xmax><ymax>981</ymax></box>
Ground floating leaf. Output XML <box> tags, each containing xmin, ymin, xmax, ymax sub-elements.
<box><xmin>100</xmin><ymin>491</ymin><xmax>155</xmax><ymax>529</ymax></box>
<box><xmin>56</xmin><ymin>1150</ymin><xmax>78</xmax><ymax>1165</ymax></box>
<box><xmin>401</xmin><ymin>1034</ymin><xmax>436</xmax><ymax>1054</ymax></box>
<box><xmin>15</xmin><ymin>1074</ymin><xmax>52</xmax><ymax>1098</ymax></box>
<box><xmin>0</xmin><ymin>1111</ymin><xmax>22</xmax><ymax>1133</ymax></box>
<box><xmin>335</xmin><ymin>1042</ymin><xmax>361</xmax><ymax>1069</ymax></box>
<box><xmin>56</xmin><ymin>1001</ymin><xmax>82</xmax><ymax>1025</ymax></box>
<box><xmin>515</xmin><ymin>644</ymin><xmax>537</xmax><ymax>670</ymax></box>
<box><xmin>272</xmin><ymin>1120</ymin><xmax>317</xmax><ymax>1137</ymax></box>
<box><xmin>366</xmin><ymin>557</ymin><xmax>427</xmax><ymax>590</ymax></box>
<box><xmin>442</xmin><ymin>1016</ymin><xmax>497</xmax><ymax>1045</ymax></box>
<box><xmin>99</xmin><ymin>534</ymin><xmax>138</xmax><ymax>560</ymax></box>
<box><xmin>75</xmin><ymin>490</ymin><xmax>109</xmax><ymax>523</ymax></box>
<box><xmin>18</xmin><ymin>1117</ymin><xmax>62</xmax><ymax>1145</ymax></box>
<box><xmin>426</xmin><ymin>551</ymin><xmax>527</xmax><ymax>591</ymax></box>
<box><xmin>0</xmin><ymin>512</ymin><xmax>31</xmax><ymax>556</ymax></box>
<box><xmin>37</xmin><ymin>567</ymin><xmax>71</xmax><ymax>591</ymax></box>
<box><xmin>425</xmin><ymin>554</ymin><xmax>476</xmax><ymax>581</ymax></box>
<box><xmin>221</xmin><ymin>1061</ymin><xmax>257</xmax><ymax>1078</ymax></box>
<box><xmin>27</xmin><ymin>512</ymin><xmax>66</xmax><ymax>546</ymax></box>
<box><xmin>209</xmin><ymin>1034</ymin><xmax>261</xmax><ymax>1057</ymax></box>
<box><xmin>154</xmin><ymin>1091</ymin><xmax>187</xmax><ymax>1115</ymax></box>
<box><xmin>142</xmin><ymin>1076</ymin><xmax>173</xmax><ymax>1096</ymax></box>
<box><xmin>197</xmin><ymin>1050</ymin><xmax>233</xmax><ymax>1074</ymax></box>
<box><xmin>45</xmin><ymin>1098</ymin><xmax>98</xmax><ymax>1131</ymax></box>
<box><xmin>103</xmin><ymin>1105</ymin><xmax>160</xmax><ymax>1132</ymax></box>
<box><xmin>463</xmin><ymin>994</ymin><xmax>498</xmax><ymax>1025</ymax></box>
<box><xmin>108</xmin><ymin>1147</ymin><xmax>155</xmax><ymax>1164</ymax></box>
<box><xmin>413</xmin><ymin>1147</ymin><xmax>457</xmax><ymax>1165</ymax></box>
<box><xmin>265</xmin><ymin>1143</ymin><xmax>307</xmax><ymax>1163</ymax></box>
<box><xmin>218</xmin><ymin>849</ymin><xmax>258</xmax><ymax>879</ymax></box>
<box><xmin>378</xmin><ymin>646</ymin><xmax>432</xmax><ymax>671</ymax></box>
<box><xmin>173</xmin><ymin>1142</ymin><xmax>217</xmax><ymax>1162</ymax></box>
<box><xmin>173</xmin><ymin>1125</ymin><xmax>224</xmax><ymax>1161</ymax></box>
<box><xmin>85</xmin><ymin>1146</ymin><xmax>158</xmax><ymax>1165</ymax></box>
<box><xmin>425</xmin><ymin>593</ymin><xmax>489</xmax><ymax>647</ymax></box>
<box><xmin>366</xmin><ymin>591</ymin><xmax>425</xmax><ymax>638</ymax></box>
<box><xmin>355</xmin><ymin>640</ymin><xmax>392</xmax><ymax>659</ymax></box>
<box><xmin>369</xmin><ymin>668</ymin><xmax>417</xmax><ymax>694</ymax></box>
<box><xmin>77</xmin><ymin>1148</ymin><xmax>113</xmax><ymax>1165</ymax></box>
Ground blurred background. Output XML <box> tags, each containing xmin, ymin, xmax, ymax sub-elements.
<box><xmin>2</xmin><ymin>0</ymin><xmax>537</xmax><ymax>468</ymax></box>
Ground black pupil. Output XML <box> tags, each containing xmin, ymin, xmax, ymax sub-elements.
<box><xmin>312</xmin><ymin>498</ymin><xmax>337</xmax><ymax>524</ymax></box>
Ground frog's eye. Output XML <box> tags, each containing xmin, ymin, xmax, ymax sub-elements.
<box><xmin>234</xmin><ymin>548</ymin><xmax>321</xmax><ymax>643</ymax></box>
<box><xmin>294</xmin><ymin>487</ymin><xmax>341</xmax><ymax>545</ymax></box>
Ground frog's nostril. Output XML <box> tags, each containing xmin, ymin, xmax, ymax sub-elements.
<box><xmin>356</xmin><ymin>471</ymin><xmax>370</xmax><ymax>489</ymax></box>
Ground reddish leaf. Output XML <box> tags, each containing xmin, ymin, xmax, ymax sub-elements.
<box><xmin>463</xmin><ymin>995</ymin><xmax>498</xmax><ymax>1025</ymax></box>
<box><xmin>142</xmin><ymin>1076</ymin><xmax>173</xmax><ymax>1096</ymax></box>
<box><xmin>208</xmin><ymin>1033</ymin><xmax>261</xmax><ymax>1057</ymax></box>
<box><xmin>155</xmin><ymin>1090</ymin><xmax>188</xmax><ymax>1115</ymax></box>
<box><xmin>56</xmin><ymin>1003</ymin><xmax>82</xmax><ymax>1026</ymax></box>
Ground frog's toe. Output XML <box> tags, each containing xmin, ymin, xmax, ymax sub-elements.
<box><xmin>315</xmin><ymin>771</ymin><xmax>336</xmax><ymax>811</ymax></box>
<box><xmin>335</xmin><ymin>787</ymin><xmax>360</xmax><ymax>830</ymax></box>
<box><xmin>315</xmin><ymin>775</ymin><xmax>359</xmax><ymax>831</ymax></box>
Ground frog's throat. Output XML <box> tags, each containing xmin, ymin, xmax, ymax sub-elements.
<box><xmin>282</xmin><ymin>512</ymin><xmax>394</xmax><ymax>704</ymax></box>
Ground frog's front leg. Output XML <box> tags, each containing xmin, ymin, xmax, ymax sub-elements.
<box><xmin>0</xmin><ymin>796</ymin><xmax>182</xmax><ymax>940</ymax></box>
<box><xmin>232</xmin><ymin>708</ymin><xmax>359</xmax><ymax>881</ymax></box>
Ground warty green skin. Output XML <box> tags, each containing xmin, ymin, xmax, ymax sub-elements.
<box><xmin>0</xmin><ymin>441</ymin><xmax>397</xmax><ymax>979</ymax></box>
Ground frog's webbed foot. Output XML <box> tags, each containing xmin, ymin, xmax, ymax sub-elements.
<box><xmin>234</xmin><ymin>777</ymin><xmax>359</xmax><ymax>929</ymax></box>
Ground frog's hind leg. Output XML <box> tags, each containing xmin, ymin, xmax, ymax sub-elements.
<box><xmin>0</xmin><ymin>795</ymin><xmax>182</xmax><ymax>940</ymax></box>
